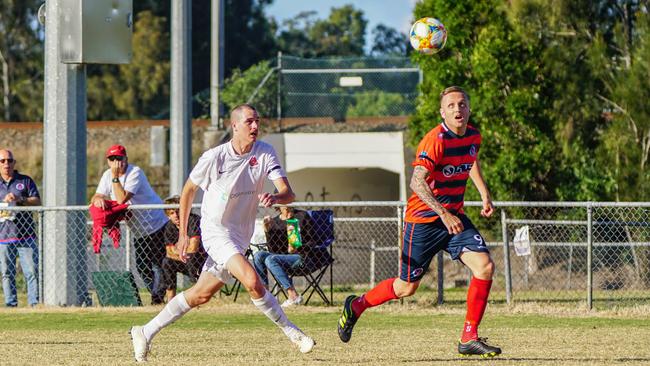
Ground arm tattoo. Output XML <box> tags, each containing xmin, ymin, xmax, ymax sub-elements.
<box><xmin>411</xmin><ymin>166</ymin><xmax>448</xmax><ymax>216</ymax></box>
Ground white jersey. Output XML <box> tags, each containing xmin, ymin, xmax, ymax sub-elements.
<box><xmin>189</xmin><ymin>140</ymin><xmax>285</xmax><ymax>251</ymax></box>
<box><xmin>96</xmin><ymin>164</ymin><xmax>168</xmax><ymax>238</ymax></box>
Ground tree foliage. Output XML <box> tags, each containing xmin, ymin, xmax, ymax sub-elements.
<box><xmin>410</xmin><ymin>0</ymin><xmax>558</xmax><ymax>201</ymax></box>
<box><xmin>275</xmin><ymin>5</ymin><xmax>367</xmax><ymax>57</ymax></box>
<box><xmin>370</xmin><ymin>24</ymin><xmax>409</xmax><ymax>56</ymax></box>
<box><xmin>0</xmin><ymin>0</ymin><xmax>43</xmax><ymax>122</ymax></box>
<box><xmin>221</xmin><ymin>60</ymin><xmax>277</xmax><ymax>119</ymax></box>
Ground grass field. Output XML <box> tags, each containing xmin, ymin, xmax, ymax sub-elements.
<box><xmin>1</xmin><ymin>297</ymin><xmax>650</xmax><ymax>366</ymax></box>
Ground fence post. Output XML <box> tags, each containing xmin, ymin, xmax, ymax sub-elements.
<box><xmin>501</xmin><ymin>209</ymin><xmax>512</xmax><ymax>305</ymax></box>
<box><xmin>397</xmin><ymin>205</ymin><xmax>404</xmax><ymax>305</ymax></box>
<box><xmin>369</xmin><ymin>239</ymin><xmax>376</xmax><ymax>288</ymax></box>
<box><xmin>276</xmin><ymin>51</ymin><xmax>282</xmax><ymax>125</ymax></box>
<box><xmin>587</xmin><ymin>204</ymin><xmax>593</xmax><ymax>309</ymax></box>
<box><xmin>125</xmin><ymin>224</ymin><xmax>131</xmax><ymax>272</ymax></box>
<box><xmin>437</xmin><ymin>252</ymin><xmax>444</xmax><ymax>305</ymax></box>
<box><xmin>38</xmin><ymin>210</ymin><xmax>44</xmax><ymax>304</ymax></box>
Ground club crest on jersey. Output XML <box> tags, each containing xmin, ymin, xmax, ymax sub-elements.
<box><xmin>469</xmin><ymin>145</ymin><xmax>477</xmax><ymax>157</ymax></box>
<box><xmin>249</xmin><ymin>156</ymin><xmax>258</xmax><ymax>167</ymax></box>
<box><xmin>15</xmin><ymin>183</ymin><xmax>25</xmax><ymax>190</ymax></box>
<box><xmin>442</xmin><ymin>163</ymin><xmax>473</xmax><ymax>177</ymax></box>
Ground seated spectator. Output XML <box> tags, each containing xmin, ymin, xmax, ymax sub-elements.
<box><xmin>253</xmin><ymin>206</ymin><xmax>315</xmax><ymax>307</ymax></box>
<box><xmin>161</xmin><ymin>196</ymin><xmax>207</xmax><ymax>302</ymax></box>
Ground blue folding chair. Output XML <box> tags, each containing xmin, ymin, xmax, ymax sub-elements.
<box><xmin>272</xmin><ymin>209</ymin><xmax>335</xmax><ymax>305</ymax></box>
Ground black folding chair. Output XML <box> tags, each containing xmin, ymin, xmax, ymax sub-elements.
<box><xmin>271</xmin><ymin>209</ymin><xmax>335</xmax><ymax>305</ymax></box>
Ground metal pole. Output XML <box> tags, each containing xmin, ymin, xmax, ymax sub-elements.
<box><xmin>436</xmin><ymin>252</ymin><xmax>444</xmax><ymax>305</ymax></box>
<box><xmin>125</xmin><ymin>224</ymin><xmax>131</xmax><ymax>272</ymax></box>
<box><xmin>398</xmin><ymin>206</ymin><xmax>404</xmax><ymax>305</ymax></box>
<box><xmin>587</xmin><ymin>204</ymin><xmax>593</xmax><ymax>309</ymax></box>
<box><xmin>38</xmin><ymin>211</ymin><xmax>44</xmax><ymax>304</ymax></box>
<box><xmin>170</xmin><ymin>0</ymin><xmax>192</xmax><ymax>195</ymax></box>
<box><xmin>276</xmin><ymin>51</ymin><xmax>282</xmax><ymax>126</ymax></box>
<box><xmin>43</xmin><ymin>0</ymin><xmax>88</xmax><ymax>306</ymax></box>
<box><xmin>370</xmin><ymin>240</ymin><xmax>376</xmax><ymax>288</ymax></box>
<box><xmin>210</xmin><ymin>0</ymin><xmax>224</xmax><ymax>129</ymax></box>
<box><xmin>501</xmin><ymin>209</ymin><xmax>512</xmax><ymax>305</ymax></box>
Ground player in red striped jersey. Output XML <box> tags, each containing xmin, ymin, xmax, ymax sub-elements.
<box><xmin>338</xmin><ymin>86</ymin><xmax>501</xmax><ymax>357</ymax></box>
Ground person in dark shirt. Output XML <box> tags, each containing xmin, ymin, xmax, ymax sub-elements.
<box><xmin>161</xmin><ymin>196</ymin><xmax>207</xmax><ymax>302</ymax></box>
<box><xmin>0</xmin><ymin>149</ymin><xmax>41</xmax><ymax>307</ymax></box>
<box><xmin>253</xmin><ymin>206</ymin><xmax>314</xmax><ymax>307</ymax></box>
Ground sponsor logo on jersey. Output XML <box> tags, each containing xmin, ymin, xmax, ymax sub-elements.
<box><xmin>15</xmin><ymin>183</ymin><xmax>25</xmax><ymax>191</ymax></box>
<box><xmin>411</xmin><ymin>267</ymin><xmax>424</xmax><ymax>278</ymax></box>
<box><xmin>230</xmin><ymin>190</ymin><xmax>255</xmax><ymax>199</ymax></box>
<box><xmin>442</xmin><ymin>163</ymin><xmax>473</xmax><ymax>178</ymax></box>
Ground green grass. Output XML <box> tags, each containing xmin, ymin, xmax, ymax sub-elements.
<box><xmin>1</xmin><ymin>300</ymin><xmax>650</xmax><ymax>365</ymax></box>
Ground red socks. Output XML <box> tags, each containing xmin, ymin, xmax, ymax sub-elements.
<box><xmin>352</xmin><ymin>278</ymin><xmax>398</xmax><ymax>317</ymax></box>
<box><xmin>461</xmin><ymin>276</ymin><xmax>492</xmax><ymax>342</ymax></box>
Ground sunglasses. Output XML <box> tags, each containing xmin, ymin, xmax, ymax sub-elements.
<box><xmin>0</xmin><ymin>158</ymin><xmax>15</xmax><ymax>164</ymax></box>
<box><xmin>107</xmin><ymin>156</ymin><xmax>125</xmax><ymax>162</ymax></box>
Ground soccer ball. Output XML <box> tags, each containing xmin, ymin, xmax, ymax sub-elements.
<box><xmin>409</xmin><ymin>17</ymin><xmax>447</xmax><ymax>54</ymax></box>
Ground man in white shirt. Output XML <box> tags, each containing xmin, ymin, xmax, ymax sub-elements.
<box><xmin>129</xmin><ymin>104</ymin><xmax>315</xmax><ymax>363</ymax></box>
<box><xmin>91</xmin><ymin>145</ymin><xmax>169</xmax><ymax>304</ymax></box>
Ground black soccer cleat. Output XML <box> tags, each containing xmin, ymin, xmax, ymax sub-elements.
<box><xmin>458</xmin><ymin>337</ymin><xmax>502</xmax><ymax>358</ymax></box>
<box><xmin>337</xmin><ymin>295</ymin><xmax>359</xmax><ymax>343</ymax></box>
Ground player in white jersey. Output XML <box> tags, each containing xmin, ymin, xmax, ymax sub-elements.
<box><xmin>129</xmin><ymin>104</ymin><xmax>315</xmax><ymax>362</ymax></box>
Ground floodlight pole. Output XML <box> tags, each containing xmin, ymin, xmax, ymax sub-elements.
<box><xmin>42</xmin><ymin>0</ymin><xmax>89</xmax><ymax>306</ymax></box>
<box><xmin>204</xmin><ymin>0</ymin><xmax>226</xmax><ymax>150</ymax></box>
<box><xmin>211</xmin><ymin>0</ymin><xmax>225</xmax><ymax>129</ymax></box>
<box><xmin>170</xmin><ymin>0</ymin><xmax>192</xmax><ymax>195</ymax></box>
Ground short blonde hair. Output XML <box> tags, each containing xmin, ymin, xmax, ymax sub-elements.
<box><xmin>230</xmin><ymin>104</ymin><xmax>257</xmax><ymax>122</ymax></box>
<box><xmin>439</xmin><ymin>86</ymin><xmax>470</xmax><ymax>104</ymax></box>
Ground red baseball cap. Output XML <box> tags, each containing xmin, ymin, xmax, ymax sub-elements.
<box><xmin>105</xmin><ymin>145</ymin><xmax>127</xmax><ymax>158</ymax></box>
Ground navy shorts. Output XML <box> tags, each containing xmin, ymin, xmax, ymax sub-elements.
<box><xmin>400</xmin><ymin>214</ymin><xmax>488</xmax><ymax>282</ymax></box>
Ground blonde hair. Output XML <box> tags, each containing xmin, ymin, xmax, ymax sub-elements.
<box><xmin>439</xmin><ymin>86</ymin><xmax>470</xmax><ymax>104</ymax></box>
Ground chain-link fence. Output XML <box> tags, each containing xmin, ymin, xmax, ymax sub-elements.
<box><xmin>1</xmin><ymin>202</ymin><xmax>648</xmax><ymax>308</ymax></box>
<box><xmin>279</xmin><ymin>55</ymin><xmax>421</xmax><ymax>120</ymax></box>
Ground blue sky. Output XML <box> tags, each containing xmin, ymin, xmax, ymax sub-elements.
<box><xmin>266</xmin><ymin>0</ymin><xmax>418</xmax><ymax>52</ymax></box>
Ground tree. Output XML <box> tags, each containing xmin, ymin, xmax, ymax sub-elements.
<box><xmin>0</xmin><ymin>0</ymin><xmax>43</xmax><ymax>122</ymax></box>
<box><xmin>409</xmin><ymin>0</ymin><xmax>559</xmax><ymax>201</ymax></box>
<box><xmin>275</xmin><ymin>11</ymin><xmax>319</xmax><ymax>58</ymax></box>
<box><xmin>221</xmin><ymin>60</ymin><xmax>278</xmax><ymax>119</ymax></box>
<box><xmin>370</xmin><ymin>24</ymin><xmax>409</xmax><ymax>56</ymax></box>
<box><xmin>310</xmin><ymin>5</ymin><xmax>367</xmax><ymax>56</ymax></box>
<box><xmin>275</xmin><ymin>5</ymin><xmax>368</xmax><ymax>57</ymax></box>
<box><xmin>589</xmin><ymin>4</ymin><xmax>650</xmax><ymax>200</ymax></box>
<box><xmin>134</xmin><ymin>1</ymin><xmax>277</xmax><ymax>107</ymax></box>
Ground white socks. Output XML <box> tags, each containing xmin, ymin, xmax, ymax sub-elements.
<box><xmin>252</xmin><ymin>289</ymin><xmax>301</xmax><ymax>337</ymax></box>
<box><xmin>142</xmin><ymin>292</ymin><xmax>191</xmax><ymax>342</ymax></box>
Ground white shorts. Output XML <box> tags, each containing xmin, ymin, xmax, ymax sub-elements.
<box><xmin>200</xmin><ymin>228</ymin><xmax>250</xmax><ymax>283</ymax></box>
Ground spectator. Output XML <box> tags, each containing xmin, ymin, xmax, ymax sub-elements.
<box><xmin>253</xmin><ymin>206</ymin><xmax>315</xmax><ymax>307</ymax></box>
<box><xmin>161</xmin><ymin>195</ymin><xmax>207</xmax><ymax>301</ymax></box>
<box><xmin>91</xmin><ymin>145</ymin><xmax>168</xmax><ymax>305</ymax></box>
<box><xmin>0</xmin><ymin>149</ymin><xmax>41</xmax><ymax>307</ymax></box>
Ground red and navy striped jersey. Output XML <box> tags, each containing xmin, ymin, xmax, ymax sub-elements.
<box><xmin>405</xmin><ymin>122</ymin><xmax>481</xmax><ymax>223</ymax></box>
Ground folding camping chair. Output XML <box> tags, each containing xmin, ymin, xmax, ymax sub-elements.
<box><xmin>271</xmin><ymin>209</ymin><xmax>335</xmax><ymax>305</ymax></box>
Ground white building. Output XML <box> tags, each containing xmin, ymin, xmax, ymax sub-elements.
<box><xmin>262</xmin><ymin>129</ymin><xmax>410</xmax><ymax>202</ymax></box>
